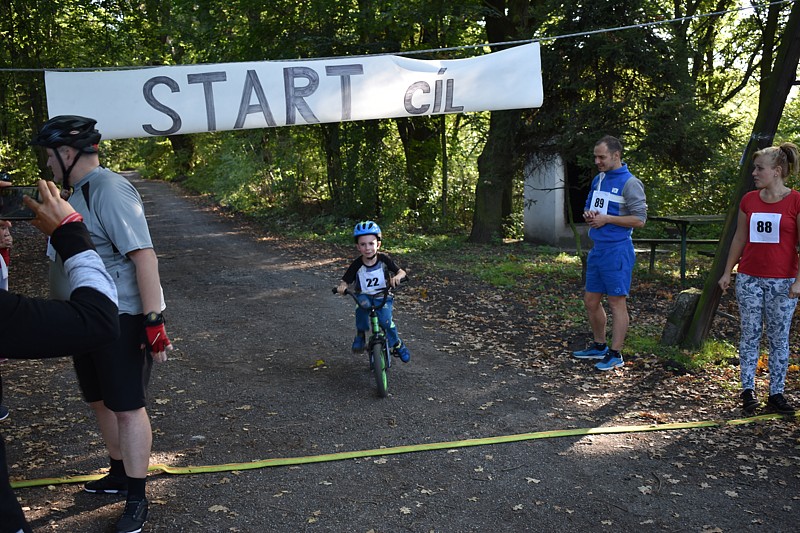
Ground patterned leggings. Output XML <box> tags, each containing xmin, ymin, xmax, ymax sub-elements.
<box><xmin>736</xmin><ymin>273</ymin><xmax>797</xmax><ymax>394</ymax></box>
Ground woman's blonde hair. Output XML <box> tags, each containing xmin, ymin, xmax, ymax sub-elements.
<box><xmin>753</xmin><ymin>142</ymin><xmax>800</xmax><ymax>179</ymax></box>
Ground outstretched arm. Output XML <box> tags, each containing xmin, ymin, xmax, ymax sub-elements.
<box><xmin>0</xmin><ymin>180</ymin><xmax>120</xmax><ymax>358</ymax></box>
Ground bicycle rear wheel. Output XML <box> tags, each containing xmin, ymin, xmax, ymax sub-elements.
<box><xmin>371</xmin><ymin>342</ymin><xmax>388</xmax><ymax>398</ymax></box>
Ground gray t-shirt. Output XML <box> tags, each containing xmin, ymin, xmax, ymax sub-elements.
<box><xmin>48</xmin><ymin>166</ymin><xmax>164</xmax><ymax>314</ymax></box>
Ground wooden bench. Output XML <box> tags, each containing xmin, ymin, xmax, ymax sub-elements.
<box><xmin>632</xmin><ymin>238</ymin><xmax>718</xmax><ymax>274</ymax></box>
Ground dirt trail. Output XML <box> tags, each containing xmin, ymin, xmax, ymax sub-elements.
<box><xmin>3</xmin><ymin>174</ymin><xmax>798</xmax><ymax>532</ymax></box>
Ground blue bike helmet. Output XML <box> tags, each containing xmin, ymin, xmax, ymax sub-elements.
<box><xmin>353</xmin><ymin>220</ymin><xmax>382</xmax><ymax>241</ymax></box>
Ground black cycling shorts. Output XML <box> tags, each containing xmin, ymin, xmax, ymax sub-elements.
<box><xmin>73</xmin><ymin>313</ymin><xmax>153</xmax><ymax>412</ymax></box>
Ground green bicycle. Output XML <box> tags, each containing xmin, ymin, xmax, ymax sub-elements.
<box><xmin>333</xmin><ymin>283</ymin><xmax>404</xmax><ymax>398</ymax></box>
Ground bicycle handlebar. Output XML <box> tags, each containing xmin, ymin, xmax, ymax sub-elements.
<box><xmin>332</xmin><ymin>276</ymin><xmax>408</xmax><ymax>297</ymax></box>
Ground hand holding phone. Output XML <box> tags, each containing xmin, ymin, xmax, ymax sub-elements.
<box><xmin>23</xmin><ymin>181</ymin><xmax>79</xmax><ymax>236</ymax></box>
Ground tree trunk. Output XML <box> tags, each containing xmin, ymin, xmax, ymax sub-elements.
<box><xmin>167</xmin><ymin>134</ymin><xmax>195</xmax><ymax>182</ymax></box>
<box><xmin>682</xmin><ymin>0</ymin><xmax>800</xmax><ymax>348</ymax></box>
<box><xmin>470</xmin><ymin>109</ymin><xmax>521</xmax><ymax>242</ymax></box>
<box><xmin>396</xmin><ymin>116</ymin><xmax>439</xmax><ymax>214</ymax></box>
<box><xmin>321</xmin><ymin>123</ymin><xmax>343</xmax><ymax>207</ymax></box>
<box><xmin>440</xmin><ymin>114</ymin><xmax>449</xmax><ymax>221</ymax></box>
<box><xmin>469</xmin><ymin>0</ymin><xmax>532</xmax><ymax>243</ymax></box>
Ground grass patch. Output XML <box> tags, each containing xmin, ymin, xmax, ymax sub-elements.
<box><xmin>689</xmin><ymin>338</ymin><xmax>738</xmax><ymax>367</ymax></box>
<box><xmin>407</xmin><ymin>242</ymin><xmax>583</xmax><ymax>289</ymax></box>
<box><xmin>627</xmin><ymin>326</ymin><xmax>737</xmax><ymax>372</ymax></box>
<box><xmin>473</xmin><ymin>260</ymin><xmax>529</xmax><ymax>287</ymax></box>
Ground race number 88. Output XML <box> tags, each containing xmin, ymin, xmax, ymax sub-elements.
<box><xmin>756</xmin><ymin>221</ymin><xmax>773</xmax><ymax>233</ymax></box>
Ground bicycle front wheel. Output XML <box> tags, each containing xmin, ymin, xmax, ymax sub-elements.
<box><xmin>371</xmin><ymin>342</ymin><xmax>389</xmax><ymax>398</ymax></box>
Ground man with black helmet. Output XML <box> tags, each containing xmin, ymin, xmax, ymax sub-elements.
<box><xmin>30</xmin><ymin>115</ymin><xmax>102</xmax><ymax>195</ymax></box>
<box><xmin>31</xmin><ymin>115</ymin><xmax>172</xmax><ymax>533</ymax></box>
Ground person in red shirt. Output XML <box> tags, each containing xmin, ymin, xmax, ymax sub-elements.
<box><xmin>719</xmin><ymin>142</ymin><xmax>800</xmax><ymax>416</ymax></box>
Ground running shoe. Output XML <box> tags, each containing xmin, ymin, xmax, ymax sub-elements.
<box><xmin>351</xmin><ymin>334</ymin><xmax>366</xmax><ymax>353</ymax></box>
<box><xmin>573</xmin><ymin>344</ymin><xmax>609</xmax><ymax>359</ymax></box>
<box><xmin>115</xmin><ymin>498</ymin><xmax>148</xmax><ymax>533</ymax></box>
<box><xmin>393</xmin><ymin>341</ymin><xmax>411</xmax><ymax>363</ymax></box>
<box><xmin>84</xmin><ymin>474</ymin><xmax>128</xmax><ymax>495</ymax></box>
<box><xmin>595</xmin><ymin>353</ymin><xmax>624</xmax><ymax>371</ymax></box>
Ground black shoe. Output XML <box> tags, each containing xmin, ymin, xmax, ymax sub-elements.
<box><xmin>741</xmin><ymin>389</ymin><xmax>759</xmax><ymax>414</ymax></box>
<box><xmin>116</xmin><ymin>498</ymin><xmax>148</xmax><ymax>533</ymax></box>
<box><xmin>766</xmin><ymin>393</ymin><xmax>795</xmax><ymax>416</ymax></box>
<box><xmin>0</xmin><ymin>405</ymin><xmax>8</xmax><ymax>421</ymax></box>
<box><xmin>84</xmin><ymin>473</ymin><xmax>128</xmax><ymax>495</ymax></box>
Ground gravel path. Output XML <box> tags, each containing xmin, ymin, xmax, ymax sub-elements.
<box><xmin>3</xmin><ymin>174</ymin><xmax>799</xmax><ymax>532</ymax></box>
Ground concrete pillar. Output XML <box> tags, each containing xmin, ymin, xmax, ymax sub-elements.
<box><xmin>523</xmin><ymin>153</ymin><xmax>587</xmax><ymax>247</ymax></box>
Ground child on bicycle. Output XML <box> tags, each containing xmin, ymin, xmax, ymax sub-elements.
<box><xmin>336</xmin><ymin>220</ymin><xmax>411</xmax><ymax>362</ymax></box>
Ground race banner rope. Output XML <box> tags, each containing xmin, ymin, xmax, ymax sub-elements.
<box><xmin>11</xmin><ymin>411</ymin><xmax>796</xmax><ymax>489</ymax></box>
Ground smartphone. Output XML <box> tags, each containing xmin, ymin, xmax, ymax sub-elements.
<box><xmin>0</xmin><ymin>186</ymin><xmax>40</xmax><ymax>220</ymax></box>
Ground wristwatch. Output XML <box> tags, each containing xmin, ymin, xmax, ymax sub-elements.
<box><xmin>144</xmin><ymin>312</ymin><xmax>164</xmax><ymax>325</ymax></box>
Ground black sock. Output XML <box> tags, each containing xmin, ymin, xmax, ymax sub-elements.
<box><xmin>126</xmin><ymin>476</ymin><xmax>146</xmax><ymax>501</ymax></box>
<box><xmin>608</xmin><ymin>349</ymin><xmax>620</xmax><ymax>358</ymax></box>
<box><xmin>109</xmin><ymin>458</ymin><xmax>125</xmax><ymax>477</ymax></box>
<box><xmin>594</xmin><ymin>342</ymin><xmax>607</xmax><ymax>350</ymax></box>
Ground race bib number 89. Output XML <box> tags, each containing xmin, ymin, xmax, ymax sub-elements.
<box><xmin>590</xmin><ymin>191</ymin><xmax>611</xmax><ymax>215</ymax></box>
<box><xmin>749</xmin><ymin>212</ymin><xmax>781</xmax><ymax>244</ymax></box>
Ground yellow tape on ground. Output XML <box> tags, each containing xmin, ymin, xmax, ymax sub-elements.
<box><xmin>11</xmin><ymin>412</ymin><xmax>796</xmax><ymax>489</ymax></box>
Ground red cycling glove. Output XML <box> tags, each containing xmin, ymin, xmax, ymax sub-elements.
<box><xmin>144</xmin><ymin>313</ymin><xmax>171</xmax><ymax>353</ymax></box>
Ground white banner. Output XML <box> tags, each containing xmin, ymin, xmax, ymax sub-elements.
<box><xmin>44</xmin><ymin>43</ymin><xmax>542</xmax><ymax>140</ymax></box>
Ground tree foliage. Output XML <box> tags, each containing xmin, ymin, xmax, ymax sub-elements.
<box><xmin>0</xmin><ymin>0</ymin><xmax>797</xmax><ymax>241</ymax></box>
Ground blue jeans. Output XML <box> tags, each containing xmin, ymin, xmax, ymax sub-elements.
<box><xmin>736</xmin><ymin>273</ymin><xmax>797</xmax><ymax>394</ymax></box>
<box><xmin>355</xmin><ymin>294</ymin><xmax>400</xmax><ymax>348</ymax></box>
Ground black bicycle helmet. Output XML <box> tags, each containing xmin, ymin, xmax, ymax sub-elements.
<box><xmin>30</xmin><ymin>115</ymin><xmax>101</xmax><ymax>152</ymax></box>
<box><xmin>31</xmin><ymin>115</ymin><xmax>102</xmax><ymax>191</ymax></box>
<box><xmin>353</xmin><ymin>220</ymin><xmax>382</xmax><ymax>241</ymax></box>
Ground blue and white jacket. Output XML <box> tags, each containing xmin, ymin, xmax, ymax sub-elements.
<box><xmin>584</xmin><ymin>163</ymin><xmax>648</xmax><ymax>247</ymax></box>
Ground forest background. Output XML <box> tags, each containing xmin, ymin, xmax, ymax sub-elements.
<box><xmin>1</xmin><ymin>0</ymin><xmax>799</xmax><ymax>247</ymax></box>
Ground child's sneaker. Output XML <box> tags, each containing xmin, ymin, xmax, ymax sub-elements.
<box><xmin>351</xmin><ymin>334</ymin><xmax>366</xmax><ymax>353</ymax></box>
<box><xmin>393</xmin><ymin>341</ymin><xmax>411</xmax><ymax>363</ymax></box>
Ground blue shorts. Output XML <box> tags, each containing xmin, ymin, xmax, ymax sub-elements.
<box><xmin>585</xmin><ymin>241</ymin><xmax>635</xmax><ymax>297</ymax></box>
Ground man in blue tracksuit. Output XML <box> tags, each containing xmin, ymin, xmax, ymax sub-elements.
<box><xmin>573</xmin><ymin>135</ymin><xmax>647</xmax><ymax>371</ymax></box>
